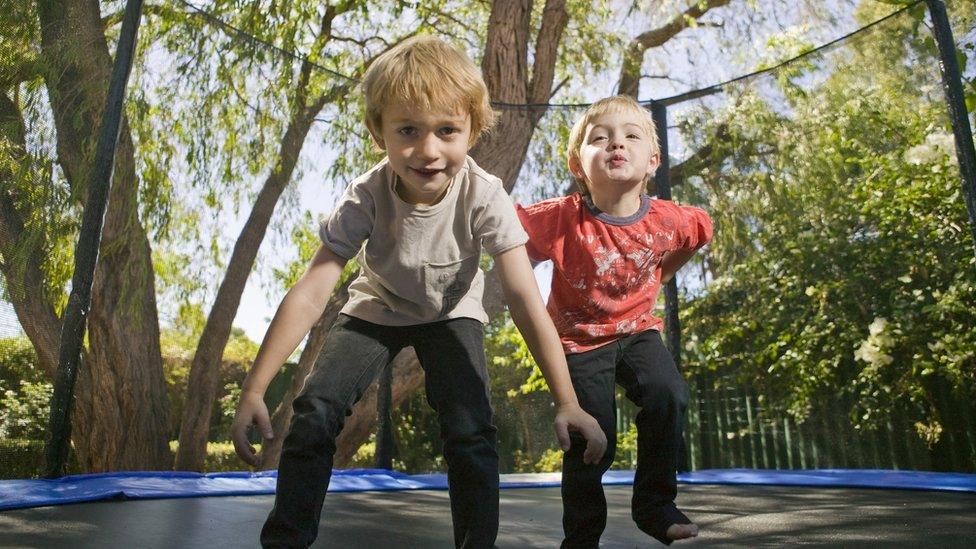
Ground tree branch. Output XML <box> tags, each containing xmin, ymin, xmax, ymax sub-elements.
<box><xmin>528</xmin><ymin>0</ymin><xmax>568</xmax><ymax>104</ymax></box>
<box><xmin>667</xmin><ymin>121</ymin><xmax>729</xmax><ymax>184</ymax></box>
<box><xmin>618</xmin><ymin>0</ymin><xmax>733</xmax><ymax>97</ymax></box>
<box><xmin>1</xmin><ymin>55</ymin><xmax>44</xmax><ymax>90</ymax></box>
<box><xmin>0</xmin><ymin>91</ymin><xmax>63</xmax><ymax>377</ymax></box>
<box><xmin>101</xmin><ymin>3</ymin><xmax>184</xmax><ymax>29</ymax></box>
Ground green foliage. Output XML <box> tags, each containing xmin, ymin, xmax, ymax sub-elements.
<box><xmin>0</xmin><ymin>337</ymin><xmax>50</xmax><ymax>440</ymax></box>
<box><xmin>167</xmin><ymin>440</ymin><xmax>252</xmax><ymax>472</ymax></box>
<box><xmin>612</xmin><ymin>423</ymin><xmax>639</xmax><ymax>470</ymax></box>
<box><xmin>0</xmin><ymin>439</ymin><xmax>251</xmax><ymax>479</ymax></box>
<box><xmin>533</xmin><ymin>448</ymin><xmax>564</xmax><ymax>472</ymax></box>
<box><xmin>488</xmin><ymin>313</ymin><xmax>549</xmax><ymax>396</ymax></box>
<box><xmin>0</xmin><ymin>379</ymin><xmax>52</xmax><ymax>439</ymax></box>
<box><xmin>0</xmin><ymin>336</ymin><xmax>44</xmax><ymax>388</ymax></box>
<box><xmin>160</xmin><ymin>323</ymin><xmax>258</xmax><ymax>440</ymax></box>
<box><xmin>678</xmin><ymin>2</ymin><xmax>976</xmax><ymax>451</ymax></box>
<box><xmin>0</xmin><ymin>439</ymin><xmax>80</xmax><ymax>480</ymax></box>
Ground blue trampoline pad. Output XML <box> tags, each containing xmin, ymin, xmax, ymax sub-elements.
<box><xmin>1</xmin><ymin>468</ymin><xmax>973</xmax><ymax>511</ymax></box>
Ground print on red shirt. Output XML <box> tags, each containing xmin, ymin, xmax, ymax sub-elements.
<box><xmin>517</xmin><ymin>193</ymin><xmax>713</xmax><ymax>354</ymax></box>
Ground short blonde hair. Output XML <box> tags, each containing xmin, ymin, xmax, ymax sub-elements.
<box><xmin>362</xmin><ymin>36</ymin><xmax>496</xmax><ymax>144</ymax></box>
<box><xmin>567</xmin><ymin>95</ymin><xmax>660</xmax><ymax>196</ymax></box>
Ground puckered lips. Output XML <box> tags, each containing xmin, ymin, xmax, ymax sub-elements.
<box><xmin>608</xmin><ymin>154</ymin><xmax>629</xmax><ymax>168</ymax></box>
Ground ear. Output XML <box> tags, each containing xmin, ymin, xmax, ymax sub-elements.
<box><xmin>567</xmin><ymin>156</ymin><xmax>585</xmax><ymax>181</ymax></box>
<box><xmin>367</xmin><ymin>120</ymin><xmax>387</xmax><ymax>151</ymax></box>
<box><xmin>648</xmin><ymin>152</ymin><xmax>661</xmax><ymax>178</ymax></box>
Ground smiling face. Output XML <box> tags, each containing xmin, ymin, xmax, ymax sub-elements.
<box><xmin>570</xmin><ymin>110</ymin><xmax>660</xmax><ymax>198</ymax></box>
<box><xmin>369</xmin><ymin>102</ymin><xmax>473</xmax><ymax>205</ymax></box>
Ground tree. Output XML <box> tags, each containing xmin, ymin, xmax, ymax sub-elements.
<box><xmin>0</xmin><ymin>0</ymin><xmax>172</xmax><ymax>471</ymax></box>
<box><xmin>679</xmin><ymin>0</ymin><xmax>976</xmax><ymax>470</ymax></box>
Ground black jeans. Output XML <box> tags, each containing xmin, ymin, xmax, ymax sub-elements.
<box><xmin>560</xmin><ymin>330</ymin><xmax>689</xmax><ymax>548</ymax></box>
<box><xmin>261</xmin><ymin>314</ymin><xmax>498</xmax><ymax>549</ymax></box>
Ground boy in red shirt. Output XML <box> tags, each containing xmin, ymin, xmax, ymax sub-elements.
<box><xmin>517</xmin><ymin>95</ymin><xmax>712</xmax><ymax>547</ymax></box>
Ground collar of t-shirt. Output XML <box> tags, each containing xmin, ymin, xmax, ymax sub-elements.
<box><xmin>581</xmin><ymin>194</ymin><xmax>653</xmax><ymax>226</ymax></box>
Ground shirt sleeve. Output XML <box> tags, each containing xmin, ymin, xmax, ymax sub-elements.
<box><xmin>660</xmin><ymin>200</ymin><xmax>713</xmax><ymax>252</ymax></box>
<box><xmin>515</xmin><ymin>199</ymin><xmax>564</xmax><ymax>262</ymax></box>
<box><xmin>318</xmin><ymin>179</ymin><xmax>375</xmax><ymax>260</ymax></box>
<box><xmin>472</xmin><ymin>181</ymin><xmax>529</xmax><ymax>257</ymax></box>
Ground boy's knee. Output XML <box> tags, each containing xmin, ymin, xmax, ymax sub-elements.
<box><xmin>286</xmin><ymin>395</ymin><xmax>347</xmax><ymax>451</ymax></box>
<box><xmin>436</xmin><ymin>399</ymin><xmax>495</xmax><ymax>440</ymax></box>
<box><xmin>441</xmin><ymin>413</ymin><xmax>496</xmax><ymax>444</ymax></box>
<box><xmin>639</xmin><ymin>378</ymin><xmax>688</xmax><ymax>414</ymax></box>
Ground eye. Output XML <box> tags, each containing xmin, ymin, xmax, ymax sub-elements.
<box><xmin>438</xmin><ymin>126</ymin><xmax>460</xmax><ymax>136</ymax></box>
<box><xmin>590</xmin><ymin>134</ymin><xmax>608</xmax><ymax>143</ymax></box>
<box><xmin>628</xmin><ymin>133</ymin><xmax>641</xmax><ymax>139</ymax></box>
<box><xmin>397</xmin><ymin>126</ymin><xmax>417</xmax><ymax>137</ymax></box>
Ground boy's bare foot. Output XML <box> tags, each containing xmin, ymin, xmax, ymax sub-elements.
<box><xmin>666</xmin><ymin>522</ymin><xmax>699</xmax><ymax>541</ymax></box>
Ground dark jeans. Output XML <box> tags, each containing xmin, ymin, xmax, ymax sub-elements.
<box><xmin>261</xmin><ymin>314</ymin><xmax>498</xmax><ymax>549</ymax></box>
<box><xmin>561</xmin><ymin>330</ymin><xmax>690</xmax><ymax>548</ymax></box>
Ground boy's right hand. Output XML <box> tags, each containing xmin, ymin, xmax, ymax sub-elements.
<box><xmin>231</xmin><ymin>390</ymin><xmax>274</xmax><ymax>467</ymax></box>
<box><xmin>554</xmin><ymin>403</ymin><xmax>608</xmax><ymax>465</ymax></box>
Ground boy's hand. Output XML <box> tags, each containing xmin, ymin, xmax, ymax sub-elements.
<box><xmin>231</xmin><ymin>390</ymin><xmax>274</xmax><ymax>467</ymax></box>
<box><xmin>554</xmin><ymin>403</ymin><xmax>607</xmax><ymax>465</ymax></box>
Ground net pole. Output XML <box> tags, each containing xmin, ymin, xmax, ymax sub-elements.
<box><xmin>927</xmin><ymin>0</ymin><xmax>976</xmax><ymax>258</ymax></box>
<box><xmin>651</xmin><ymin>101</ymin><xmax>691</xmax><ymax>472</ymax></box>
<box><xmin>44</xmin><ymin>0</ymin><xmax>145</xmax><ymax>478</ymax></box>
<box><xmin>650</xmin><ymin>102</ymin><xmax>681</xmax><ymax>362</ymax></box>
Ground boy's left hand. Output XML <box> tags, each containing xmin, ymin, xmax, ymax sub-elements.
<box><xmin>554</xmin><ymin>404</ymin><xmax>607</xmax><ymax>464</ymax></box>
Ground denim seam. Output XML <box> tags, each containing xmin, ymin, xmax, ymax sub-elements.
<box><xmin>338</xmin><ymin>340</ymin><xmax>396</xmax><ymax>410</ymax></box>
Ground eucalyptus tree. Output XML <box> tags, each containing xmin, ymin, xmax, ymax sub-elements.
<box><xmin>1</xmin><ymin>0</ymin><xmax>171</xmax><ymax>470</ymax></box>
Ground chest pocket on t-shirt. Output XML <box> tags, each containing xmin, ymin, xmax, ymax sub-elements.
<box><xmin>424</xmin><ymin>255</ymin><xmax>479</xmax><ymax>318</ymax></box>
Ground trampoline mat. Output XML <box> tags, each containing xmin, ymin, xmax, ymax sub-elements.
<box><xmin>2</xmin><ymin>483</ymin><xmax>974</xmax><ymax>547</ymax></box>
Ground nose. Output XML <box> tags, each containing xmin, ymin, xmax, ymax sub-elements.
<box><xmin>608</xmin><ymin>133</ymin><xmax>625</xmax><ymax>149</ymax></box>
<box><xmin>417</xmin><ymin>133</ymin><xmax>439</xmax><ymax>161</ymax></box>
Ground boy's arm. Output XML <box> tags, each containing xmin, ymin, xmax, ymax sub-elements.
<box><xmin>494</xmin><ymin>245</ymin><xmax>607</xmax><ymax>464</ymax></box>
<box><xmin>659</xmin><ymin>204</ymin><xmax>712</xmax><ymax>284</ymax></box>
<box><xmin>231</xmin><ymin>245</ymin><xmax>348</xmax><ymax>466</ymax></box>
<box><xmin>659</xmin><ymin>248</ymin><xmax>699</xmax><ymax>285</ymax></box>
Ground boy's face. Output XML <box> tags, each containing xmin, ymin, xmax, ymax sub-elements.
<box><xmin>370</xmin><ymin>102</ymin><xmax>472</xmax><ymax>205</ymax></box>
<box><xmin>571</xmin><ymin>110</ymin><xmax>659</xmax><ymax>196</ymax></box>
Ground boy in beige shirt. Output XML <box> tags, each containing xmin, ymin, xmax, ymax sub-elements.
<box><xmin>231</xmin><ymin>36</ymin><xmax>606</xmax><ymax>549</ymax></box>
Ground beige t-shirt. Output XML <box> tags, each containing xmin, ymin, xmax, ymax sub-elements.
<box><xmin>319</xmin><ymin>156</ymin><xmax>528</xmax><ymax>325</ymax></box>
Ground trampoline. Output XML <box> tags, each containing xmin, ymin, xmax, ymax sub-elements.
<box><xmin>5</xmin><ymin>1</ymin><xmax>976</xmax><ymax>548</ymax></box>
<box><xmin>2</xmin><ymin>469</ymin><xmax>974</xmax><ymax>547</ymax></box>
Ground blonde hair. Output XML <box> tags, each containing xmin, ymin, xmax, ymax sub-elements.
<box><xmin>362</xmin><ymin>36</ymin><xmax>496</xmax><ymax>144</ymax></box>
<box><xmin>566</xmin><ymin>95</ymin><xmax>660</xmax><ymax>196</ymax></box>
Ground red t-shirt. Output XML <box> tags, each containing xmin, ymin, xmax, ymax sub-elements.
<box><xmin>516</xmin><ymin>194</ymin><xmax>713</xmax><ymax>354</ymax></box>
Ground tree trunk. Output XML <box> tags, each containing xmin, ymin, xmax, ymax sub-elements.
<box><xmin>174</xmin><ymin>3</ymin><xmax>361</xmax><ymax>470</ymax></box>
<box><xmin>176</xmin><ymin>99</ymin><xmax>325</xmax><ymax>471</ymax></box>
<box><xmin>470</xmin><ymin>0</ymin><xmax>567</xmax><ymax>192</ymax></box>
<box><xmin>37</xmin><ymin>0</ymin><xmax>170</xmax><ymax>470</ymax></box>
<box><xmin>0</xmin><ymin>93</ymin><xmax>62</xmax><ymax>377</ymax></box>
